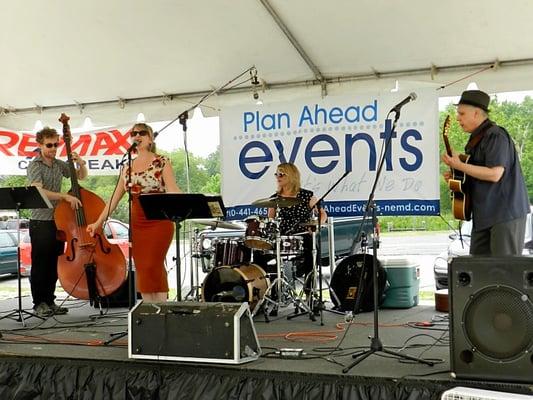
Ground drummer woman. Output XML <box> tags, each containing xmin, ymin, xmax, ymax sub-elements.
<box><xmin>267</xmin><ymin>162</ymin><xmax>327</xmax><ymax>279</ymax></box>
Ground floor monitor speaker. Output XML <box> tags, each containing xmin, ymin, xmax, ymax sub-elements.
<box><xmin>128</xmin><ymin>301</ymin><xmax>261</xmax><ymax>364</ymax></box>
<box><xmin>449</xmin><ymin>256</ymin><xmax>533</xmax><ymax>383</ymax></box>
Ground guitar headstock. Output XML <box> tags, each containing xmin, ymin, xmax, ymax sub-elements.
<box><xmin>442</xmin><ymin>114</ymin><xmax>453</xmax><ymax>156</ymax></box>
<box><xmin>442</xmin><ymin>115</ymin><xmax>451</xmax><ymax>137</ymax></box>
<box><xmin>58</xmin><ymin>113</ymin><xmax>72</xmax><ymax>144</ymax></box>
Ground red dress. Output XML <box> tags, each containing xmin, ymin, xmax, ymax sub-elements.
<box><xmin>126</xmin><ymin>155</ymin><xmax>174</xmax><ymax>293</ymax></box>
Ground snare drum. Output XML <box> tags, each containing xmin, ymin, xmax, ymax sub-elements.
<box><xmin>202</xmin><ymin>263</ymin><xmax>270</xmax><ymax>312</ymax></box>
<box><xmin>280</xmin><ymin>235</ymin><xmax>303</xmax><ymax>255</ymax></box>
<box><xmin>244</xmin><ymin>216</ymin><xmax>274</xmax><ymax>250</ymax></box>
<box><xmin>267</xmin><ymin>235</ymin><xmax>304</xmax><ymax>256</ymax></box>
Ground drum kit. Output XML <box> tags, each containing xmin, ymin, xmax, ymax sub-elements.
<box><xmin>191</xmin><ymin>195</ymin><xmax>322</xmax><ymax>321</ymax></box>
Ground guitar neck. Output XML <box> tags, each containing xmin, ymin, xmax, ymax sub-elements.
<box><xmin>443</xmin><ymin>135</ymin><xmax>453</xmax><ymax>157</ymax></box>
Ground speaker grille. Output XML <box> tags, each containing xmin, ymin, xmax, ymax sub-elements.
<box><xmin>463</xmin><ymin>285</ymin><xmax>533</xmax><ymax>360</ymax></box>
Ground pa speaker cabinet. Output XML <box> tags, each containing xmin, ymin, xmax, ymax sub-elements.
<box><xmin>449</xmin><ymin>256</ymin><xmax>533</xmax><ymax>383</ymax></box>
<box><xmin>128</xmin><ymin>301</ymin><xmax>261</xmax><ymax>364</ymax></box>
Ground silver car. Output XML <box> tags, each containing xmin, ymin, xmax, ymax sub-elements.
<box><xmin>434</xmin><ymin>209</ymin><xmax>533</xmax><ymax>290</ymax></box>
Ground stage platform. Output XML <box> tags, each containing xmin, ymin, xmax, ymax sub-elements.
<box><xmin>0</xmin><ymin>295</ymin><xmax>531</xmax><ymax>400</ymax></box>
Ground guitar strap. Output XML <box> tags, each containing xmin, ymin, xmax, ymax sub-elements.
<box><xmin>465</xmin><ymin>120</ymin><xmax>494</xmax><ymax>154</ymax></box>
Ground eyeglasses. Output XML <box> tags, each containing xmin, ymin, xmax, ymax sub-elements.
<box><xmin>274</xmin><ymin>172</ymin><xmax>286</xmax><ymax>178</ymax></box>
<box><xmin>130</xmin><ymin>130</ymin><xmax>149</xmax><ymax>137</ymax></box>
<box><xmin>44</xmin><ymin>142</ymin><xmax>59</xmax><ymax>148</ymax></box>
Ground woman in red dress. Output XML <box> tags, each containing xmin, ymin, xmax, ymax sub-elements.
<box><xmin>87</xmin><ymin>123</ymin><xmax>182</xmax><ymax>303</ymax></box>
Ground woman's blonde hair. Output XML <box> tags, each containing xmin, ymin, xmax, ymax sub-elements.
<box><xmin>131</xmin><ymin>122</ymin><xmax>156</xmax><ymax>152</ymax></box>
<box><xmin>276</xmin><ymin>162</ymin><xmax>301</xmax><ymax>195</ymax></box>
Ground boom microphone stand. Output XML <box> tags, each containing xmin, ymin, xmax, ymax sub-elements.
<box><xmin>342</xmin><ymin>109</ymin><xmax>434</xmax><ymax>373</ymax></box>
<box><xmin>152</xmin><ymin>66</ymin><xmax>259</xmax><ymax>299</ymax></box>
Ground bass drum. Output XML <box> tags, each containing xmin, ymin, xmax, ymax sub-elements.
<box><xmin>202</xmin><ymin>263</ymin><xmax>270</xmax><ymax>312</ymax></box>
<box><xmin>329</xmin><ymin>254</ymin><xmax>387</xmax><ymax>313</ymax></box>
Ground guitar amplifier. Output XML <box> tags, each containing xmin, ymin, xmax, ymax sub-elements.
<box><xmin>128</xmin><ymin>301</ymin><xmax>261</xmax><ymax>364</ymax></box>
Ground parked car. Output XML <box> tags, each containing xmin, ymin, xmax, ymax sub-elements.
<box><xmin>19</xmin><ymin>230</ymin><xmax>31</xmax><ymax>276</ymax></box>
<box><xmin>5</xmin><ymin>219</ymin><xmax>30</xmax><ymax>230</ymax></box>
<box><xmin>434</xmin><ymin>210</ymin><xmax>533</xmax><ymax>290</ymax></box>
<box><xmin>0</xmin><ymin>230</ymin><xmax>19</xmax><ymax>276</ymax></box>
<box><xmin>19</xmin><ymin>219</ymin><xmax>130</xmax><ymax>277</ymax></box>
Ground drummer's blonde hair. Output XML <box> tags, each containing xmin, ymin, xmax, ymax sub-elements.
<box><xmin>276</xmin><ymin>163</ymin><xmax>301</xmax><ymax>195</ymax></box>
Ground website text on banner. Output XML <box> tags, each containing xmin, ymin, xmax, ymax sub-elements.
<box><xmin>0</xmin><ymin>126</ymin><xmax>134</xmax><ymax>176</ymax></box>
<box><xmin>220</xmin><ymin>89</ymin><xmax>440</xmax><ymax>219</ymax></box>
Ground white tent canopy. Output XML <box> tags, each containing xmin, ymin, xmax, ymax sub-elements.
<box><xmin>1</xmin><ymin>0</ymin><xmax>533</xmax><ymax>130</ymax></box>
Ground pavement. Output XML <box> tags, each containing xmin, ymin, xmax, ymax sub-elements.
<box><xmin>0</xmin><ymin>231</ymin><xmax>452</xmax><ymax>302</ymax></box>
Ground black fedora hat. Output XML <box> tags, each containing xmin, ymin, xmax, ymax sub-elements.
<box><xmin>455</xmin><ymin>90</ymin><xmax>490</xmax><ymax>112</ymax></box>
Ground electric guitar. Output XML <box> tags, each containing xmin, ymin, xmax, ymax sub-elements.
<box><xmin>442</xmin><ymin>115</ymin><xmax>471</xmax><ymax>221</ymax></box>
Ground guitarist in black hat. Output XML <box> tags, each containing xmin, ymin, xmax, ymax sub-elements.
<box><xmin>442</xmin><ymin>89</ymin><xmax>530</xmax><ymax>256</ymax></box>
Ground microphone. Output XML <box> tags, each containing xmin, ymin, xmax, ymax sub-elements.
<box><xmin>126</xmin><ymin>142</ymin><xmax>138</xmax><ymax>153</ymax></box>
<box><xmin>390</xmin><ymin>92</ymin><xmax>417</xmax><ymax>112</ymax></box>
<box><xmin>250</xmin><ymin>67</ymin><xmax>260</xmax><ymax>100</ymax></box>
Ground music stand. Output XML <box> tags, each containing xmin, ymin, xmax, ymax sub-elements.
<box><xmin>0</xmin><ymin>186</ymin><xmax>52</xmax><ymax>326</ymax></box>
<box><xmin>139</xmin><ymin>193</ymin><xmax>225</xmax><ymax>301</ymax></box>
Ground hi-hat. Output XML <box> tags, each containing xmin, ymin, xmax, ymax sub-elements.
<box><xmin>190</xmin><ymin>219</ymin><xmax>243</xmax><ymax>230</ymax></box>
<box><xmin>252</xmin><ymin>196</ymin><xmax>302</xmax><ymax>208</ymax></box>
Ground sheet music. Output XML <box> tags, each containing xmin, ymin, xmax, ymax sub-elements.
<box><xmin>207</xmin><ymin>201</ymin><xmax>224</xmax><ymax>218</ymax></box>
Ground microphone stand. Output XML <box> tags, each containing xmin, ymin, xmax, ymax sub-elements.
<box><xmin>312</xmin><ymin>170</ymin><xmax>351</xmax><ymax>325</ymax></box>
<box><xmin>342</xmin><ymin>110</ymin><xmax>434</xmax><ymax>373</ymax></box>
<box><xmin>150</xmin><ymin>66</ymin><xmax>257</xmax><ymax>302</ymax></box>
<box><xmin>104</xmin><ymin>149</ymin><xmax>136</xmax><ymax>345</ymax></box>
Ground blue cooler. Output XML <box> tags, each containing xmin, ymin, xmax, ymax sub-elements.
<box><xmin>381</xmin><ymin>256</ymin><xmax>420</xmax><ymax>308</ymax></box>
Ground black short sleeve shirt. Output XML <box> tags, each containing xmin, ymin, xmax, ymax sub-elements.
<box><xmin>466</xmin><ymin>119</ymin><xmax>529</xmax><ymax>231</ymax></box>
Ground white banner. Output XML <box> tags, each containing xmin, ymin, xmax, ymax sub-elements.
<box><xmin>220</xmin><ymin>89</ymin><xmax>440</xmax><ymax>219</ymax></box>
<box><xmin>0</xmin><ymin>126</ymin><xmax>135</xmax><ymax>175</ymax></box>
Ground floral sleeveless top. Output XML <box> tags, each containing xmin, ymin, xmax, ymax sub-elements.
<box><xmin>124</xmin><ymin>154</ymin><xmax>169</xmax><ymax>195</ymax></box>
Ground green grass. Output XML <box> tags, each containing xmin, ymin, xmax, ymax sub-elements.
<box><xmin>419</xmin><ymin>290</ymin><xmax>435</xmax><ymax>301</ymax></box>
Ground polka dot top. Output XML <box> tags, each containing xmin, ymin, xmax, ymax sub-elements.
<box><xmin>274</xmin><ymin>188</ymin><xmax>313</xmax><ymax>235</ymax></box>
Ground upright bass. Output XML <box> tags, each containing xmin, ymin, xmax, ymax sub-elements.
<box><xmin>55</xmin><ymin>113</ymin><xmax>127</xmax><ymax>301</ymax></box>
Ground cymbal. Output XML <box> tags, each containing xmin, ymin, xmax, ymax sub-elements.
<box><xmin>252</xmin><ymin>196</ymin><xmax>302</xmax><ymax>208</ymax></box>
<box><xmin>190</xmin><ymin>219</ymin><xmax>243</xmax><ymax>230</ymax></box>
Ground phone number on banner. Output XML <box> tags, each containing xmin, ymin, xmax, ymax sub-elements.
<box><xmin>226</xmin><ymin>206</ymin><xmax>268</xmax><ymax>220</ymax></box>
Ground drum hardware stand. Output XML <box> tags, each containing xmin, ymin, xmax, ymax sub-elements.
<box><xmin>252</xmin><ymin>207</ymin><xmax>314</xmax><ymax>321</ymax></box>
<box><xmin>342</xmin><ymin>109</ymin><xmax>434</xmax><ymax>373</ymax></box>
<box><xmin>287</xmin><ymin>224</ymin><xmax>345</xmax><ymax>322</ymax></box>
<box><xmin>0</xmin><ymin>187</ymin><xmax>52</xmax><ymax>326</ymax></box>
<box><xmin>185</xmin><ymin>227</ymin><xmax>202</xmax><ymax>301</ymax></box>
<box><xmin>293</xmin><ymin>170</ymin><xmax>351</xmax><ymax>325</ymax></box>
